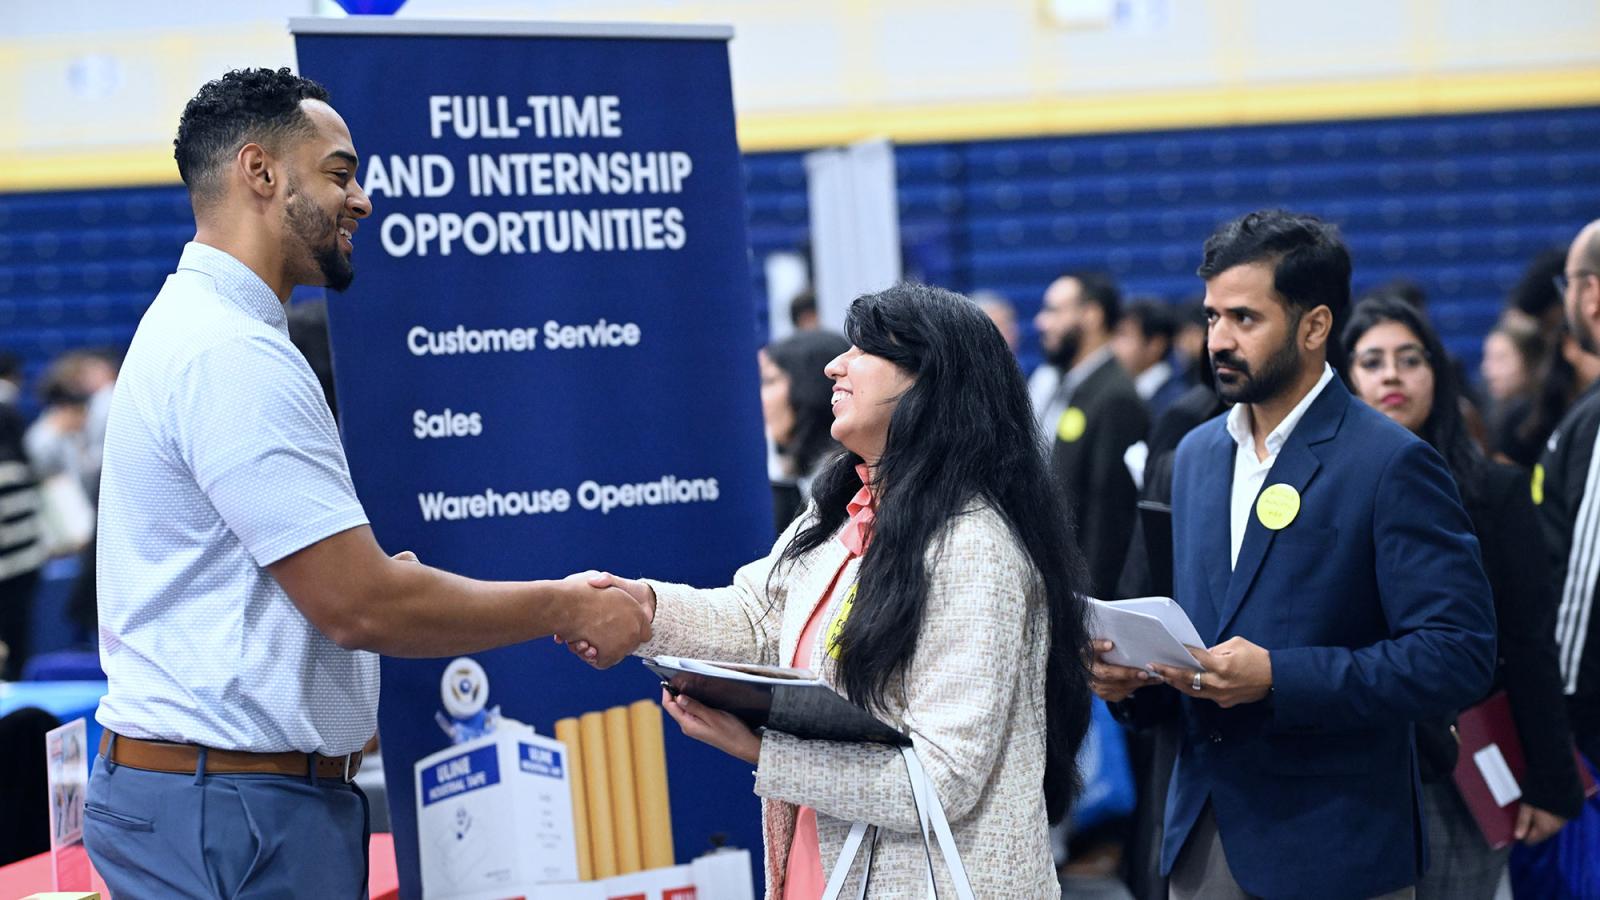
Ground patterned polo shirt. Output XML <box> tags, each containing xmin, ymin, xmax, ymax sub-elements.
<box><xmin>95</xmin><ymin>242</ymin><xmax>375</xmax><ymax>755</ymax></box>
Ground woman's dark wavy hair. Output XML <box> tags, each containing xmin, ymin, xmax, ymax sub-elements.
<box><xmin>764</xmin><ymin>330</ymin><xmax>851</xmax><ymax>477</ymax></box>
<box><xmin>774</xmin><ymin>282</ymin><xmax>1092</xmax><ymax>823</ymax></box>
<box><xmin>1341</xmin><ymin>296</ymin><xmax>1487</xmax><ymax>506</ymax></box>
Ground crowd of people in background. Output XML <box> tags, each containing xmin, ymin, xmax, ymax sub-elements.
<box><xmin>0</xmin><ymin>348</ymin><xmax>118</xmax><ymax>680</ymax></box>
<box><xmin>0</xmin><ymin>204</ymin><xmax>1594</xmax><ymax>895</ymax></box>
<box><xmin>760</xmin><ymin>215</ymin><xmax>1600</xmax><ymax>899</ymax></box>
<box><xmin>0</xmin><ymin>307</ymin><xmax>340</xmax><ymax>684</ymax></box>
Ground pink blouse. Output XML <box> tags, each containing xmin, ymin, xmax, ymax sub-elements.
<box><xmin>783</xmin><ymin>467</ymin><xmax>874</xmax><ymax>900</ymax></box>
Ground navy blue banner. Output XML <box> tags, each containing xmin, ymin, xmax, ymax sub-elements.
<box><xmin>294</xmin><ymin>20</ymin><xmax>770</xmax><ymax>898</ymax></box>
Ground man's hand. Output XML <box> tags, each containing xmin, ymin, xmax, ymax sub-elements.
<box><xmin>1150</xmin><ymin>636</ymin><xmax>1272</xmax><ymax>708</ymax></box>
<box><xmin>1515</xmin><ymin>803</ymin><xmax>1567</xmax><ymax>845</ymax></box>
<box><xmin>557</xmin><ymin>572</ymin><xmax>657</xmax><ymax>664</ymax></box>
<box><xmin>1089</xmin><ymin>639</ymin><xmax>1164</xmax><ymax>703</ymax></box>
<box><xmin>556</xmin><ymin>576</ymin><xmax>651</xmax><ymax>669</ymax></box>
<box><xmin>585</xmin><ymin>572</ymin><xmax>656</xmax><ymax>621</ymax></box>
<box><xmin>660</xmin><ymin>687</ymin><xmax>761</xmax><ymax>764</ymax></box>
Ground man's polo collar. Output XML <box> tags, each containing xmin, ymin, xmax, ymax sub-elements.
<box><xmin>176</xmin><ymin>242</ymin><xmax>288</xmax><ymax>333</ymax></box>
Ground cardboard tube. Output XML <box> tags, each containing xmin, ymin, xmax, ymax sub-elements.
<box><xmin>604</xmin><ymin>704</ymin><xmax>644</xmax><ymax>874</ymax></box>
<box><xmin>629</xmin><ymin>699</ymin><xmax>675</xmax><ymax>869</ymax></box>
<box><xmin>579</xmin><ymin>711</ymin><xmax>618</xmax><ymax>879</ymax></box>
<box><xmin>554</xmin><ymin>717</ymin><xmax>592</xmax><ymax>881</ymax></box>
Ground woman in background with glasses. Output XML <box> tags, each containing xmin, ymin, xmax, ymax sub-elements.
<box><xmin>1343</xmin><ymin>295</ymin><xmax>1585</xmax><ymax>898</ymax></box>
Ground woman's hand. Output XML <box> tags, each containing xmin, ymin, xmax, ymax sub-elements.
<box><xmin>1515</xmin><ymin>803</ymin><xmax>1567</xmax><ymax>845</ymax></box>
<box><xmin>660</xmin><ymin>687</ymin><xmax>761</xmax><ymax>765</ymax></box>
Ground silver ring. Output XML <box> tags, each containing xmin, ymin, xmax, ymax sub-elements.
<box><xmin>1191</xmin><ymin>672</ymin><xmax>1204</xmax><ymax>691</ymax></box>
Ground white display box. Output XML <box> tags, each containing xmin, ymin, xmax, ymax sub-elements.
<box><xmin>526</xmin><ymin>849</ymin><xmax>753</xmax><ymax>900</ymax></box>
<box><xmin>415</xmin><ymin>726</ymin><xmax>580</xmax><ymax>899</ymax></box>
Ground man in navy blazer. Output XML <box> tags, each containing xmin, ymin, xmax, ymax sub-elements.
<box><xmin>1091</xmin><ymin>210</ymin><xmax>1496</xmax><ymax>899</ymax></box>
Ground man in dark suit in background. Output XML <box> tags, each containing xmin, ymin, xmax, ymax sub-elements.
<box><xmin>1030</xmin><ymin>271</ymin><xmax>1149</xmax><ymax>599</ymax></box>
<box><xmin>1541</xmin><ymin>217</ymin><xmax>1600</xmax><ymax>767</ymax></box>
<box><xmin>1091</xmin><ymin>210</ymin><xmax>1496</xmax><ymax>899</ymax></box>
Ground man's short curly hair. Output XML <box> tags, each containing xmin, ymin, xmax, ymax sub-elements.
<box><xmin>174</xmin><ymin>67</ymin><xmax>330</xmax><ymax>207</ymax></box>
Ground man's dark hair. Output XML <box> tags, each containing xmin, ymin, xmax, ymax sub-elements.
<box><xmin>1361</xmin><ymin>277</ymin><xmax>1427</xmax><ymax>313</ymax></box>
<box><xmin>1197</xmin><ymin>209</ymin><xmax>1352</xmax><ymax>361</ymax></box>
<box><xmin>39</xmin><ymin>373</ymin><xmax>88</xmax><ymax>408</ymax></box>
<box><xmin>1179</xmin><ymin>300</ymin><xmax>1207</xmax><ymax>329</ymax></box>
<box><xmin>788</xmin><ymin>290</ymin><xmax>818</xmax><ymax>328</ymax></box>
<box><xmin>1064</xmin><ymin>271</ymin><xmax>1122</xmax><ymax>331</ymax></box>
<box><xmin>1123</xmin><ymin>299</ymin><xmax>1177</xmax><ymax>344</ymax></box>
<box><xmin>1508</xmin><ymin>247</ymin><xmax>1565</xmax><ymax>319</ymax></box>
<box><xmin>174</xmin><ymin>68</ymin><xmax>330</xmax><ymax>208</ymax></box>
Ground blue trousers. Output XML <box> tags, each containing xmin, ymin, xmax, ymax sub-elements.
<box><xmin>83</xmin><ymin>750</ymin><xmax>369</xmax><ymax>899</ymax></box>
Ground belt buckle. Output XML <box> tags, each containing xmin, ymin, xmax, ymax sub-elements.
<box><xmin>343</xmin><ymin>754</ymin><xmax>354</xmax><ymax>783</ymax></box>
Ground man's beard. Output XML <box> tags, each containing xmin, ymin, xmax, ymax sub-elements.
<box><xmin>286</xmin><ymin>188</ymin><xmax>354</xmax><ymax>292</ymax></box>
<box><xmin>1570</xmin><ymin>299</ymin><xmax>1599</xmax><ymax>355</ymax></box>
<box><xmin>1211</xmin><ymin>331</ymin><xmax>1301</xmax><ymax>406</ymax></box>
<box><xmin>1046</xmin><ymin>328</ymin><xmax>1081</xmax><ymax>369</ymax></box>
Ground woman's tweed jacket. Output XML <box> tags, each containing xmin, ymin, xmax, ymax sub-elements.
<box><xmin>638</xmin><ymin>501</ymin><xmax>1058</xmax><ymax>899</ymax></box>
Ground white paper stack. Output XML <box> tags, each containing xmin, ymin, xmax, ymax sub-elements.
<box><xmin>1087</xmin><ymin>596</ymin><xmax>1207</xmax><ymax>671</ymax></box>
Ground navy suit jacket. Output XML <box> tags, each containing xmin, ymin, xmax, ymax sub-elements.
<box><xmin>1158</xmin><ymin>377</ymin><xmax>1496</xmax><ymax>899</ymax></box>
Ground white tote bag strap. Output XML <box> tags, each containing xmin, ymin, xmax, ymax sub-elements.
<box><xmin>901</xmin><ymin>744</ymin><xmax>976</xmax><ymax>900</ymax></box>
<box><xmin>822</xmin><ymin>821</ymin><xmax>874</xmax><ymax>900</ymax></box>
<box><xmin>820</xmin><ymin>743</ymin><xmax>976</xmax><ymax>900</ymax></box>
<box><xmin>903</xmin><ymin>744</ymin><xmax>939</xmax><ymax>898</ymax></box>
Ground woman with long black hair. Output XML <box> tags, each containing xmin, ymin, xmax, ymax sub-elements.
<box><xmin>579</xmin><ymin>282</ymin><xmax>1092</xmax><ymax>897</ymax></box>
<box><xmin>1343</xmin><ymin>296</ymin><xmax>1584</xmax><ymax>898</ymax></box>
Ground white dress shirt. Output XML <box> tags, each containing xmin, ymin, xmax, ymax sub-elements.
<box><xmin>96</xmin><ymin>243</ymin><xmax>375</xmax><ymax>755</ymax></box>
<box><xmin>1224</xmin><ymin>363</ymin><xmax>1335</xmax><ymax>568</ymax></box>
<box><xmin>1133</xmin><ymin>360</ymin><xmax>1173</xmax><ymax>402</ymax></box>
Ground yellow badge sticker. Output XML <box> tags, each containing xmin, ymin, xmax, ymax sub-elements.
<box><xmin>826</xmin><ymin>583</ymin><xmax>858</xmax><ymax>661</ymax></box>
<box><xmin>1057</xmin><ymin>407</ymin><xmax>1087</xmax><ymax>443</ymax></box>
<box><xmin>1256</xmin><ymin>483</ymin><xmax>1301</xmax><ymax>531</ymax></box>
<box><xmin>1531</xmin><ymin>463</ymin><xmax>1545</xmax><ymax>506</ymax></box>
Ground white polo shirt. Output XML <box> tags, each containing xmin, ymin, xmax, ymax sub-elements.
<box><xmin>1224</xmin><ymin>363</ymin><xmax>1335</xmax><ymax>568</ymax></box>
<box><xmin>95</xmin><ymin>242</ymin><xmax>376</xmax><ymax>756</ymax></box>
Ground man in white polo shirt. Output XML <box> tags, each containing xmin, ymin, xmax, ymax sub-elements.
<box><xmin>84</xmin><ymin>68</ymin><xmax>649</xmax><ymax>897</ymax></box>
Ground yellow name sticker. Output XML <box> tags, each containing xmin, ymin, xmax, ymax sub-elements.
<box><xmin>826</xmin><ymin>583</ymin><xmax>858</xmax><ymax>660</ymax></box>
<box><xmin>1256</xmin><ymin>483</ymin><xmax>1301</xmax><ymax>531</ymax></box>
<box><xmin>1532</xmin><ymin>463</ymin><xmax>1545</xmax><ymax>506</ymax></box>
<box><xmin>1057</xmin><ymin>407</ymin><xmax>1087</xmax><ymax>443</ymax></box>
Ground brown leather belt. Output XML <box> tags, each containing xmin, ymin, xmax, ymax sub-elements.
<box><xmin>100</xmin><ymin>731</ymin><xmax>363</xmax><ymax>782</ymax></box>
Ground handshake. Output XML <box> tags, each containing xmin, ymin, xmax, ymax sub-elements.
<box><xmin>553</xmin><ymin>571</ymin><xmax>656</xmax><ymax>669</ymax></box>
<box><xmin>370</xmin><ymin>549</ymin><xmax>656</xmax><ymax>667</ymax></box>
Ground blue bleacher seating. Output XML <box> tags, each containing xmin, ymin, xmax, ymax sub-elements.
<box><xmin>744</xmin><ymin>105</ymin><xmax>1600</xmax><ymax>379</ymax></box>
<box><xmin>0</xmin><ymin>106</ymin><xmax>1595</xmax><ymax>395</ymax></box>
